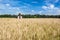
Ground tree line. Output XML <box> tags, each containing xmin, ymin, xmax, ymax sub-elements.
<box><xmin>0</xmin><ymin>14</ymin><xmax>60</xmax><ymax>18</ymax></box>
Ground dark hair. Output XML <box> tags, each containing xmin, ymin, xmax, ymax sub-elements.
<box><xmin>18</xmin><ymin>13</ymin><xmax>21</xmax><ymax>16</ymax></box>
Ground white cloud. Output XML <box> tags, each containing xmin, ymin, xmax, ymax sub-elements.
<box><xmin>32</xmin><ymin>1</ymin><xmax>38</xmax><ymax>3</ymax></box>
<box><xmin>32</xmin><ymin>10</ymin><xmax>35</xmax><ymax>12</ymax></box>
<box><xmin>49</xmin><ymin>4</ymin><xmax>54</xmax><ymax>9</ymax></box>
<box><xmin>45</xmin><ymin>0</ymin><xmax>59</xmax><ymax>3</ymax></box>
<box><xmin>23</xmin><ymin>3</ymin><xmax>31</xmax><ymax>6</ymax></box>
<box><xmin>41</xmin><ymin>4</ymin><xmax>60</xmax><ymax>15</ymax></box>
<box><xmin>0</xmin><ymin>4</ymin><xmax>21</xmax><ymax>14</ymax></box>
<box><xmin>0</xmin><ymin>4</ymin><xmax>11</xmax><ymax>9</ymax></box>
<box><xmin>42</xmin><ymin>4</ymin><xmax>55</xmax><ymax>9</ymax></box>
<box><xmin>42</xmin><ymin>6</ymin><xmax>48</xmax><ymax>9</ymax></box>
<box><xmin>6</xmin><ymin>4</ymin><xmax>10</xmax><ymax>6</ymax></box>
<box><xmin>38</xmin><ymin>11</ymin><xmax>43</xmax><ymax>14</ymax></box>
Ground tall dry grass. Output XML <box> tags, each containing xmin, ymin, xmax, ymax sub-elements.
<box><xmin>0</xmin><ymin>18</ymin><xmax>60</xmax><ymax>40</ymax></box>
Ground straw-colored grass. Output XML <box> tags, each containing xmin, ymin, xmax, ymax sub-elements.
<box><xmin>0</xmin><ymin>18</ymin><xmax>60</xmax><ymax>40</ymax></box>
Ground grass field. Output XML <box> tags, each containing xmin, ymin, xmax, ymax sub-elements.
<box><xmin>0</xmin><ymin>18</ymin><xmax>60</xmax><ymax>40</ymax></box>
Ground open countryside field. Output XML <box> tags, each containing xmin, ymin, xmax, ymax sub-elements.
<box><xmin>0</xmin><ymin>18</ymin><xmax>60</xmax><ymax>40</ymax></box>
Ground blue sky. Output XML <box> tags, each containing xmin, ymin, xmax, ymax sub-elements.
<box><xmin>0</xmin><ymin>0</ymin><xmax>60</xmax><ymax>15</ymax></box>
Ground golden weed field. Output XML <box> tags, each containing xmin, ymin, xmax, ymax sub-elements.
<box><xmin>0</xmin><ymin>18</ymin><xmax>60</xmax><ymax>40</ymax></box>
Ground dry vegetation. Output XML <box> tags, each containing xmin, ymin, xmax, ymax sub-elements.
<box><xmin>0</xmin><ymin>18</ymin><xmax>60</xmax><ymax>40</ymax></box>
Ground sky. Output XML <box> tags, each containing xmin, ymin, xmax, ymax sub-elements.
<box><xmin>0</xmin><ymin>0</ymin><xmax>60</xmax><ymax>15</ymax></box>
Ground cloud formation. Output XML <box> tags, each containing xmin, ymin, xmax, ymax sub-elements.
<box><xmin>41</xmin><ymin>4</ymin><xmax>60</xmax><ymax>15</ymax></box>
<box><xmin>42</xmin><ymin>4</ymin><xmax>55</xmax><ymax>9</ymax></box>
<box><xmin>0</xmin><ymin>3</ymin><xmax>20</xmax><ymax>14</ymax></box>
<box><xmin>0</xmin><ymin>0</ymin><xmax>60</xmax><ymax>15</ymax></box>
<box><xmin>31</xmin><ymin>1</ymin><xmax>38</xmax><ymax>4</ymax></box>
<box><xmin>45</xmin><ymin>0</ymin><xmax>59</xmax><ymax>3</ymax></box>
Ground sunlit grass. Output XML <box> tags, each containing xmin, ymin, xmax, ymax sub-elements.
<box><xmin>0</xmin><ymin>18</ymin><xmax>60</xmax><ymax>40</ymax></box>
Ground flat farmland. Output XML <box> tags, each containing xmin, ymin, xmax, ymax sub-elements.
<box><xmin>0</xmin><ymin>18</ymin><xmax>60</xmax><ymax>40</ymax></box>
